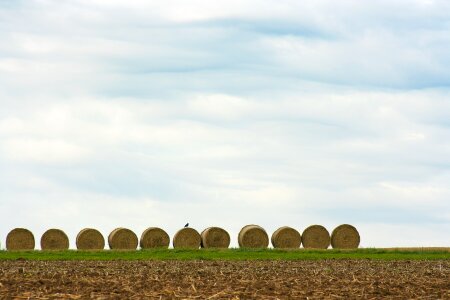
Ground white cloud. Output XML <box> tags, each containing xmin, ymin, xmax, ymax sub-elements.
<box><xmin>358</xmin><ymin>223</ymin><xmax>450</xmax><ymax>247</ymax></box>
<box><xmin>1</xmin><ymin>138</ymin><xmax>91</xmax><ymax>164</ymax></box>
<box><xmin>0</xmin><ymin>1</ymin><xmax>449</xmax><ymax>248</ymax></box>
<box><xmin>187</xmin><ymin>94</ymin><xmax>255</xmax><ymax>120</ymax></box>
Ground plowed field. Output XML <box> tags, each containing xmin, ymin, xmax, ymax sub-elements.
<box><xmin>0</xmin><ymin>260</ymin><xmax>448</xmax><ymax>299</ymax></box>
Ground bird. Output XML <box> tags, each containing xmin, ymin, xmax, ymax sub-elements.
<box><xmin>184</xmin><ymin>223</ymin><xmax>189</xmax><ymax>228</ymax></box>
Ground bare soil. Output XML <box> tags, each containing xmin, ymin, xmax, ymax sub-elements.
<box><xmin>0</xmin><ymin>260</ymin><xmax>448</xmax><ymax>299</ymax></box>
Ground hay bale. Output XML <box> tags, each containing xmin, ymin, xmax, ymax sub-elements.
<box><xmin>108</xmin><ymin>228</ymin><xmax>138</xmax><ymax>250</ymax></box>
<box><xmin>6</xmin><ymin>228</ymin><xmax>35</xmax><ymax>251</ymax></box>
<box><xmin>40</xmin><ymin>229</ymin><xmax>69</xmax><ymax>250</ymax></box>
<box><xmin>331</xmin><ymin>224</ymin><xmax>360</xmax><ymax>249</ymax></box>
<box><xmin>271</xmin><ymin>226</ymin><xmax>301</xmax><ymax>249</ymax></box>
<box><xmin>76</xmin><ymin>228</ymin><xmax>105</xmax><ymax>250</ymax></box>
<box><xmin>238</xmin><ymin>225</ymin><xmax>269</xmax><ymax>248</ymax></box>
<box><xmin>201</xmin><ymin>227</ymin><xmax>230</xmax><ymax>248</ymax></box>
<box><xmin>173</xmin><ymin>228</ymin><xmax>201</xmax><ymax>249</ymax></box>
<box><xmin>140</xmin><ymin>227</ymin><xmax>170</xmax><ymax>249</ymax></box>
<box><xmin>301</xmin><ymin>225</ymin><xmax>330</xmax><ymax>249</ymax></box>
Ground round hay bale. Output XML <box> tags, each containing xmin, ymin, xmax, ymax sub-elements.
<box><xmin>140</xmin><ymin>227</ymin><xmax>170</xmax><ymax>249</ymax></box>
<box><xmin>108</xmin><ymin>228</ymin><xmax>138</xmax><ymax>250</ymax></box>
<box><xmin>271</xmin><ymin>226</ymin><xmax>301</xmax><ymax>249</ymax></box>
<box><xmin>40</xmin><ymin>229</ymin><xmax>69</xmax><ymax>250</ymax></box>
<box><xmin>238</xmin><ymin>225</ymin><xmax>269</xmax><ymax>248</ymax></box>
<box><xmin>301</xmin><ymin>225</ymin><xmax>330</xmax><ymax>249</ymax></box>
<box><xmin>76</xmin><ymin>228</ymin><xmax>105</xmax><ymax>250</ymax></box>
<box><xmin>331</xmin><ymin>224</ymin><xmax>360</xmax><ymax>249</ymax></box>
<box><xmin>201</xmin><ymin>227</ymin><xmax>230</xmax><ymax>248</ymax></box>
<box><xmin>173</xmin><ymin>228</ymin><xmax>201</xmax><ymax>249</ymax></box>
<box><xmin>6</xmin><ymin>228</ymin><xmax>35</xmax><ymax>251</ymax></box>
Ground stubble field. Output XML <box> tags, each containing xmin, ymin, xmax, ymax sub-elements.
<box><xmin>1</xmin><ymin>259</ymin><xmax>449</xmax><ymax>299</ymax></box>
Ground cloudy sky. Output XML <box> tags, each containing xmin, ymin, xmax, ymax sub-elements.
<box><xmin>1</xmin><ymin>0</ymin><xmax>449</xmax><ymax>248</ymax></box>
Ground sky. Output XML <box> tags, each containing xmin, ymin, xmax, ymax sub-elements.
<box><xmin>0</xmin><ymin>0</ymin><xmax>449</xmax><ymax>249</ymax></box>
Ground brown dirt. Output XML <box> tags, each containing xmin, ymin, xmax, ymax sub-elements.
<box><xmin>0</xmin><ymin>260</ymin><xmax>448</xmax><ymax>299</ymax></box>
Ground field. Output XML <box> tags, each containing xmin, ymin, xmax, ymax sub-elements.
<box><xmin>0</xmin><ymin>249</ymin><xmax>449</xmax><ymax>299</ymax></box>
<box><xmin>1</xmin><ymin>248</ymin><xmax>449</xmax><ymax>261</ymax></box>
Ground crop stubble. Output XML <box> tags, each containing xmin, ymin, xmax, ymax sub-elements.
<box><xmin>0</xmin><ymin>260</ymin><xmax>448</xmax><ymax>299</ymax></box>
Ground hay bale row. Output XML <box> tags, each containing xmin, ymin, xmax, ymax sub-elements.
<box><xmin>201</xmin><ymin>227</ymin><xmax>230</xmax><ymax>248</ymax></box>
<box><xmin>173</xmin><ymin>228</ymin><xmax>201</xmax><ymax>249</ymax></box>
<box><xmin>271</xmin><ymin>226</ymin><xmax>301</xmax><ymax>249</ymax></box>
<box><xmin>140</xmin><ymin>227</ymin><xmax>170</xmax><ymax>249</ymax></box>
<box><xmin>41</xmin><ymin>229</ymin><xmax>69</xmax><ymax>250</ymax></box>
<box><xmin>108</xmin><ymin>228</ymin><xmax>138</xmax><ymax>250</ymax></box>
<box><xmin>301</xmin><ymin>225</ymin><xmax>330</xmax><ymax>249</ymax></box>
<box><xmin>3</xmin><ymin>224</ymin><xmax>360</xmax><ymax>250</ymax></box>
<box><xmin>6</xmin><ymin>228</ymin><xmax>35</xmax><ymax>250</ymax></box>
<box><xmin>271</xmin><ymin>224</ymin><xmax>359</xmax><ymax>249</ymax></box>
<box><xmin>76</xmin><ymin>228</ymin><xmax>105</xmax><ymax>250</ymax></box>
<box><xmin>238</xmin><ymin>225</ymin><xmax>269</xmax><ymax>248</ymax></box>
<box><xmin>331</xmin><ymin>224</ymin><xmax>360</xmax><ymax>249</ymax></box>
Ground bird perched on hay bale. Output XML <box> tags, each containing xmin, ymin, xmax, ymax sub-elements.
<box><xmin>173</xmin><ymin>227</ymin><xmax>201</xmax><ymax>249</ymax></box>
<box><xmin>184</xmin><ymin>223</ymin><xmax>189</xmax><ymax>228</ymax></box>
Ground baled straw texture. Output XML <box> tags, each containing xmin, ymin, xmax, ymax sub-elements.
<box><xmin>6</xmin><ymin>228</ymin><xmax>35</xmax><ymax>251</ymax></box>
<box><xmin>200</xmin><ymin>227</ymin><xmax>230</xmax><ymax>248</ymax></box>
<box><xmin>271</xmin><ymin>226</ymin><xmax>301</xmax><ymax>249</ymax></box>
<box><xmin>76</xmin><ymin>228</ymin><xmax>105</xmax><ymax>250</ymax></box>
<box><xmin>173</xmin><ymin>228</ymin><xmax>201</xmax><ymax>249</ymax></box>
<box><xmin>238</xmin><ymin>225</ymin><xmax>269</xmax><ymax>248</ymax></box>
<box><xmin>140</xmin><ymin>227</ymin><xmax>170</xmax><ymax>249</ymax></box>
<box><xmin>331</xmin><ymin>224</ymin><xmax>360</xmax><ymax>249</ymax></box>
<box><xmin>301</xmin><ymin>225</ymin><xmax>330</xmax><ymax>249</ymax></box>
<box><xmin>40</xmin><ymin>229</ymin><xmax>69</xmax><ymax>250</ymax></box>
<box><xmin>108</xmin><ymin>228</ymin><xmax>138</xmax><ymax>250</ymax></box>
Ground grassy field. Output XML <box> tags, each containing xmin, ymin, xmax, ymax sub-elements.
<box><xmin>0</xmin><ymin>248</ymin><xmax>449</xmax><ymax>260</ymax></box>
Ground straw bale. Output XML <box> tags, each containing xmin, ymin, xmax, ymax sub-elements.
<box><xmin>140</xmin><ymin>227</ymin><xmax>170</xmax><ymax>249</ymax></box>
<box><xmin>200</xmin><ymin>227</ymin><xmax>230</xmax><ymax>248</ymax></box>
<box><xmin>238</xmin><ymin>225</ymin><xmax>269</xmax><ymax>248</ymax></box>
<box><xmin>173</xmin><ymin>228</ymin><xmax>201</xmax><ymax>249</ymax></box>
<box><xmin>40</xmin><ymin>229</ymin><xmax>69</xmax><ymax>250</ymax></box>
<box><xmin>76</xmin><ymin>228</ymin><xmax>105</xmax><ymax>250</ymax></box>
<box><xmin>108</xmin><ymin>228</ymin><xmax>138</xmax><ymax>250</ymax></box>
<box><xmin>6</xmin><ymin>228</ymin><xmax>35</xmax><ymax>251</ymax></box>
<box><xmin>301</xmin><ymin>225</ymin><xmax>330</xmax><ymax>249</ymax></box>
<box><xmin>271</xmin><ymin>226</ymin><xmax>301</xmax><ymax>249</ymax></box>
<box><xmin>331</xmin><ymin>224</ymin><xmax>360</xmax><ymax>249</ymax></box>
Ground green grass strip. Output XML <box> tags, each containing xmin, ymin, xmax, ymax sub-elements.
<box><xmin>0</xmin><ymin>248</ymin><xmax>449</xmax><ymax>261</ymax></box>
